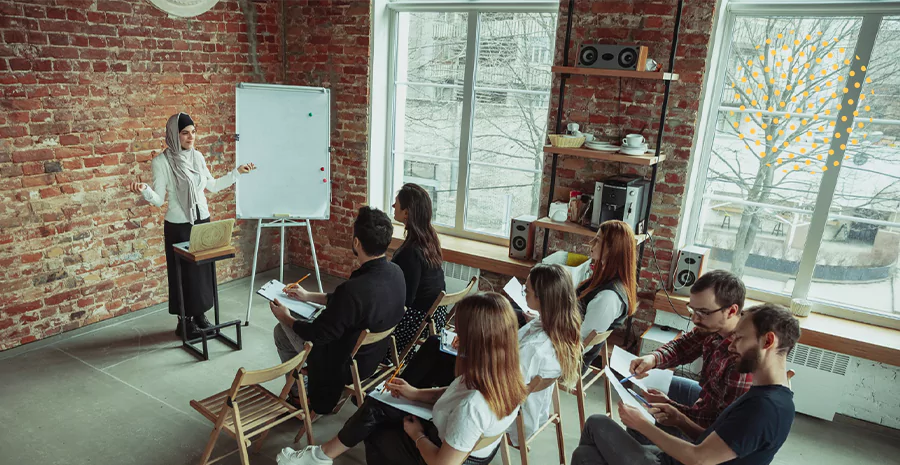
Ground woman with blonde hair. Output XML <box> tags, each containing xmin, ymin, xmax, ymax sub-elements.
<box><xmin>277</xmin><ymin>293</ymin><xmax>527</xmax><ymax>465</ymax></box>
<box><xmin>579</xmin><ymin>219</ymin><xmax>638</xmax><ymax>368</ymax></box>
<box><xmin>511</xmin><ymin>263</ymin><xmax>583</xmax><ymax>445</ymax></box>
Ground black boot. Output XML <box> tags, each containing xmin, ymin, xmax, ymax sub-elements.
<box><xmin>193</xmin><ymin>314</ymin><xmax>213</xmax><ymax>330</ymax></box>
<box><xmin>177</xmin><ymin>317</ymin><xmax>202</xmax><ymax>340</ymax></box>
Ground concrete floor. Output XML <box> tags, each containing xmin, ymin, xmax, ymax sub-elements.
<box><xmin>1</xmin><ymin>267</ymin><xmax>899</xmax><ymax>465</ymax></box>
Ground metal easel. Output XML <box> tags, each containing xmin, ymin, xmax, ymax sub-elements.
<box><xmin>244</xmin><ymin>218</ymin><xmax>324</xmax><ymax>324</ymax></box>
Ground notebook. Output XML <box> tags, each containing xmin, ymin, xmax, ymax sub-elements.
<box><xmin>439</xmin><ymin>328</ymin><xmax>458</xmax><ymax>356</ymax></box>
<box><xmin>173</xmin><ymin>219</ymin><xmax>235</xmax><ymax>253</ymax></box>
<box><xmin>256</xmin><ymin>279</ymin><xmax>320</xmax><ymax>320</ymax></box>
<box><xmin>369</xmin><ymin>381</ymin><xmax>434</xmax><ymax>420</ymax></box>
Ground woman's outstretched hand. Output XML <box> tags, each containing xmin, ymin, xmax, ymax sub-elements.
<box><xmin>129</xmin><ymin>182</ymin><xmax>148</xmax><ymax>194</ymax></box>
<box><xmin>237</xmin><ymin>163</ymin><xmax>256</xmax><ymax>174</ymax></box>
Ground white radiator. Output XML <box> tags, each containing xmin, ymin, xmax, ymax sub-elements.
<box><xmin>442</xmin><ymin>261</ymin><xmax>480</xmax><ymax>295</ymax></box>
<box><xmin>786</xmin><ymin>344</ymin><xmax>850</xmax><ymax>421</ymax></box>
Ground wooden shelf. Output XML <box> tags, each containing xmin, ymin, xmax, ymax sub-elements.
<box><xmin>552</xmin><ymin>66</ymin><xmax>679</xmax><ymax>81</ymax></box>
<box><xmin>389</xmin><ymin>228</ymin><xmax>534</xmax><ymax>279</ymax></box>
<box><xmin>543</xmin><ymin>146</ymin><xmax>665</xmax><ymax>166</ymax></box>
<box><xmin>534</xmin><ymin>217</ymin><xmax>652</xmax><ymax>244</ymax></box>
<box><xmin>653</xmin><ymin>291</ymin><xmax>900</xmax><ymax>367</ymax></box>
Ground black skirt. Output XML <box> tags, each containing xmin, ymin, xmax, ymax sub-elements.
<box><xmin>163</xmin><ymin>216</ymin><xmax>214</xmax><ymax>317</ymax></box>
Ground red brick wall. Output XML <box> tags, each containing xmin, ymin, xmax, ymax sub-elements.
<box><xmin>543</xmin><ymin>0</ymin><xmax>716</xmax><ymax>335</ymax></box>
<box><xmin>282</xmin><ymin>0</ymin><xmax>372</xmax><ymax>278</ymax></box>
<box><xmin>0</xmin><ymin>0</ymin><xmax>283</xmax><ymax>350</ymax></box>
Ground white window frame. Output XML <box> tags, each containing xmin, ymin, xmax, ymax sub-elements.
<box><xmin>685</xmin><ymin>0</ymin><xmax>900</xmax><ymax>329</ymax></box>
<box><xmin>381</xmin><ymin>0</ymin><xmax>558</xmax><ymax>245</ymax></box>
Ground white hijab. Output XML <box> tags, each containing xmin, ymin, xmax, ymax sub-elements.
<box><xmin>163</xmin><ymin>113</ymin><xmax>203</xmax><ymax>224</ymax></box>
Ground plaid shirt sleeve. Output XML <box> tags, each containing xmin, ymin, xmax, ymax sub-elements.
<box><xmin>651</xmin><ymin>329</ymin><xmax>706</xmax><ymax>370</ymax></box>
<box><xmin>673</xmin><ymin>339</ymin><xmax>754</xmax><ymax>428</ymax></box>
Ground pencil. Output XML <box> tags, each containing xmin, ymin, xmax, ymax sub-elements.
<box><xmin>383</xmin><ymin>362</ymin><xmax>405</xmax><ymax>392</ymax></box>
<box><xmin>284</xmin><ymin>273</ymin><xmax>311</xmax><ymax>291</ymax></box>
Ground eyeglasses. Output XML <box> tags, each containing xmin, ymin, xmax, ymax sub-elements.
<box><xmin>686</xmin><ymin>304</ymin><xmax>730</xmax><ymax>318</ymax></box>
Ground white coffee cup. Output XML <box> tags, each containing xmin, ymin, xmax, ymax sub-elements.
<box><xmin>622</xmin><ymin>134</ymin><xmax>646</xmax><ymax>147</ymax></box>
<box><xmin>584</xmin><ymin>133</ymin><xmax>595</xmax><ymax>142</ymax></box>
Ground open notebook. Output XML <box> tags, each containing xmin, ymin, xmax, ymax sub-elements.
<box><xmin>256</xmin><ymin>279</ymin><xmax>320</xmax><ymax>320</ymax></box>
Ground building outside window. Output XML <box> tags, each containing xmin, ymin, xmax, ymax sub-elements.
<box><xmin>687</xmin><ymin>0</ymin><xmax>900</xmax><ymax>328</ymax></box>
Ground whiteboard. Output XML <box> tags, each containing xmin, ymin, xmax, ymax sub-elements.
<box><xmin>235</xmin><ymin>83</ymin><xmax>331</xmax><ymax>219</ymax></box>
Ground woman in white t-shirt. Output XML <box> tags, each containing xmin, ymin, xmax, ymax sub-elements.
<box><xmin>276</xmin><ymin>293</ymin><xmax>528</xmax><ymax>465</ymax></box>
<box><xmin>512</xmin><ymin>263</ymin><xmax>583</xmax><ymax>446</ymax></box>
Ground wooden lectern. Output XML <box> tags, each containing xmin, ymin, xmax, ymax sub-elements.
<box><xmin>173</xmin><ymin>244</ymin><xmax>243</xmax><ymax>361</ymax></box>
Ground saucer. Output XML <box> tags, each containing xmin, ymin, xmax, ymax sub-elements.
<box><xmin>620</xmin><ymin>147</ymin><xmax>649</xmax><ymax>155</ymax></box>
<box><xmin>585</xmin><ymin>142</ymin><xmax>620</xmax><ymax>152</ymax></box>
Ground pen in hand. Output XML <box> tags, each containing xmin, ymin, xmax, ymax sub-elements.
<box><xmin>284</xmin><ymin>273</ymin><xmax>311</xmax><ymax>292</ymax></box>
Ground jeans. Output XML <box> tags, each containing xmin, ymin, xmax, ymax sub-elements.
<box><xmin>571</xmin><ymin>415</ymin><xmax>664</xmax><ymax>465</ymax></box>
<box><xmin>628</xmin><ymin>375</ymin><xmax>702</xmax><ymax>444</ymax></box>
<box><xmin>273</xmin><ymin>322</ymin><xmax>308</xmax><ymax>397</ymax></box>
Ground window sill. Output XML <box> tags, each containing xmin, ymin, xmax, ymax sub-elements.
<box><xmin>654</xmin><ymin>291</ymin><xmax>900</xmax><ymax>367</ymax></box>
<box><xmin>390</xmin><ymin>228</ymin><xmax>536</xmax><ymax>279</ymax></box>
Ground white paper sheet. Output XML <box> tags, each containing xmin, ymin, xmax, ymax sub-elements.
<box><xmin>369</xmin><ymin>382</ymin><xmax>434</xmax><ymax>420</ymax></box>
<box><xmin>609</xmin><ymin>346</ymin><xmax>674</xmax><ymax>395</ymax></box>
<box><xmin>257</xmin><ymin>279</ymin><xmax>319</xmax><ymax>319</ymax></box>
<box><xmin>439</xmin><ymin>328</ymin><xmax>458</xmax><ymax>356</ymax></box>
<box><xmin>503</xmin><ymin>277</ymin><xmax>538</xmax><ymax>317</ymax></box>
<box><xmin>605</xmin><ymin>366</ymin><xmax>656</xmax><ymax>424</ymax></box>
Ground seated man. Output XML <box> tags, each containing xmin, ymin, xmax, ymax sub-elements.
<box><xmin>270</xmin><ymin>206</ymin><xmax>406</xmax><ymax>415</ymax></box>
<box><xmin>573</xmin><ymin>303</ymin><xmax>800</xmax><ymax>465</ymax></box>
<box><xmin>629</xmin><ymin>270</ymin><xmax>751</xmax><ymax>439</ymax></box>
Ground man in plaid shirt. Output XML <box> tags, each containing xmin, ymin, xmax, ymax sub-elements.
<box><xmin>630</xmin><ymin>270</ymin><xmax>752</xmax><ymax>439</ymax></box>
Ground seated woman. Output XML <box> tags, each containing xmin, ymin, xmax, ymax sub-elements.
<box><xmin>276</xmin><ymin>293</ymin><xmax>527</xmax><ymax>465</ymax></box>
<box><xmin>578</xmin><ymin>220</ymin><xmax>637</xmax><ymax>369</ymax></box>
<box><xmin>388</xmin><ymin>183</ymin><xmax>447</xmax><ymax>362</ymax></box>
<box><xmin>398</xmin><ymin>264</ymin><xmax>582</xmax><ymax>447</ymax></box>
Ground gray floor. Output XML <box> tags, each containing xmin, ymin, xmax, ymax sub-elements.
<box><xmin>1</xmin><ymin>267</ymin><xmax>898</xmax><ymax>465</ymax></box>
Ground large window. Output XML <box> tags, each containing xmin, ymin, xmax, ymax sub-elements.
<box><xmin>688</xmin><ymin>1</ymin><xmax>900</xmax><ymax>328</ymax></box>
<box><xmin>387</xmin><ymin>2</ymin><xmax>558</xmax><ymax>242</ymax></box>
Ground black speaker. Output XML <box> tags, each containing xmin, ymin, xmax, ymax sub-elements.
<box><xmin>577</xmin><ymin>44</ymin><xmax>649</xmax><ymax>71</ymax></box>
<box><xmin>509</xmin><ymin>215</ymin><xmax>536</xmax><ymax>259</ymax></box>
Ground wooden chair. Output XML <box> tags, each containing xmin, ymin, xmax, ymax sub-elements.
<box><xmin>190</xmin><ymin>341</ymin><xmax>314</xmax><ymax>465</ymax></box>
<box><xmin>328</xmin><ymin>325</ymin><xmax>399</xmax><ymax>417</ymax></box>
<box><xmin>467</xmin><ymin>432</ymin><xmax>508</xmax><ymax>460</ymax></box>
<box><xmin>787</xmin><ymin>369</ymin><xmax>795</xmax><ymax>389</ymax></box>
<box><xmin>561</xmin><ymin>329</ymin><xmax>613</xmax><ymax>429</ymax></box>
<box><xmin>436</xmin><ymin>276</ymin><xmax>479</xmax><ymax>334</ymax></box>
<box><xmin>500</xmin><ymin>376</ymin><xmax>567</xmax><ymax>465</ymax></box>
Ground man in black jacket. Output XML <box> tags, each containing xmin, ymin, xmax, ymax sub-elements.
<box><xmin>270</xmin><ymin>206</ymin><xmax>406</xmax><ymax>415</ymax></box>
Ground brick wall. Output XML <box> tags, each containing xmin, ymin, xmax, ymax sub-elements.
<box><xmin>282</xmin><ymin>0</ymin><xmax>372</xmax><ymax>278</ymax></box>
<box><xmin>543</xmin><ymin>0</ymin><xmax>716</xmax><ymax>337</ymax></box>
<box><xmin>0</xmin><ymin>0</ymin><xmax>283</xmax><ymax>350</ymax></box>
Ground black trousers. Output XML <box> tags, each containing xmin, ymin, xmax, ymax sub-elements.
<box><xmin>337</xmin><ymin>397</ymin><xmax>496</xmax><ymax>465</ymax></box>
<box><xmin>398</xmin><ymin>335</ymin><xmax>457</xmax><ymax>389</ymax></box>
<box><xmin>163</xmin><ymin>213</ymin><xmax>214</xmax><ymax>317</ymax></box>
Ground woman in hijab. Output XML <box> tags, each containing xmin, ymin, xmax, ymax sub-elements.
<box><xmin>129</xmin><ymin>113</ymin><xmax>255</xmax><ymax>339</ymax></box>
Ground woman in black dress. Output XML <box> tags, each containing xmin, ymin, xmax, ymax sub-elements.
<box><xmin>388</xmin><ymin>183</ymin><xmax>446</xmax><ymax>362</ymax></box>
<box><xmin>129</xmin><ymin>113</ymin><xmax>254</xmax><ymax>339</ymax></box>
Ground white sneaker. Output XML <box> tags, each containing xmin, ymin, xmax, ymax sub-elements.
<box><xmin>277</xmin><ymin>446</ymin><xmax>332</xmax><ymax>465</ymax></box>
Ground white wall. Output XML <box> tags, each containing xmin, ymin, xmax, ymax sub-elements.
<box><xmin>838</xmin><ymin>358</ymin><xmax>900</xmax><ymax>429</ymax></box>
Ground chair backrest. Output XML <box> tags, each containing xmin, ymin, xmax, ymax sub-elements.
<box><xmin>470</xmin><ymin>431</ymin><xmax>505</xmax><ymax>455</ymax></box>
<box><xmin>583</xmin><ymin>329</ymin><xmax>613</xmax><ymax>348</ymax></box>
<box><xmin>349</xmin><ymin>326</ymin><xmax>397</xmax><ymax>358</ymax></box>
<box><xmin>525</xmin><ymin>375</ymin><xmax>557</xmax><ymax>395</ymax></box>
<box><xmin>444</xmin><ymin>276</ymin><xmax>478</xmax><ymax>324</ymax></box>
<box><xmin>238</xmin><ymin>341</ymin><xmax>313</xmax><ymax>387</ymax></box>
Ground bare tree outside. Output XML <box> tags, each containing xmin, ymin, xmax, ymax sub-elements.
<box><xmin>393</xmin><ymin>12</ymin><xmax>557</xmax><ymax>237</ymax></box>
<box><xmin>695</xmin><ymin>16</ymin><xmax>900</xmax><ymax>317</ymax></box>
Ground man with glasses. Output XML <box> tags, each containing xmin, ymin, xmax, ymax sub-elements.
<box><xmin>628</xmin><ymin>270</ymin><xmax>751</xmax><ymax>440</ymax></box>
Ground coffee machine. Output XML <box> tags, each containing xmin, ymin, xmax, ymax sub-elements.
<box><xmin>590</xmin><ymin>175</ymin><xmax>650</xmax><ymax>234</ymax></box>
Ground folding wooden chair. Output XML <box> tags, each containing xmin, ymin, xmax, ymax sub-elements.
<box><xmin>190</xmin><ymin>341</ymin><xmax>314</xmax><ymax>465</ymax></box>
<box><xmin>500</xmin><ymin>376</ymin><xmax>566</xmax><ymax>465</ymax></box>
<box><xmin>561</xmin><ymin>329</ymin><xmax>613</xmax><ymax>429</ymax></box>
<box><xmin>326</xmin><ymin>325</ymin><xmax>400</xmax><ymax>417</ymax></box>
<box><xmin>467</xmin><ymin>431</ymin><xmax>508</xmax><ymax>460</ymax></box>
<box><xmin>435</xmin><ymin>276</ymin><xmax>478</xmax><ymax>335</ymax></box>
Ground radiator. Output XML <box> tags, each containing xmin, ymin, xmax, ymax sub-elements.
<box><xmin>442</xmin><ymin>261</ymin><xmax>480</xmax><ymax>295</ymax></box>
<box><xmin>786</xmin><ymin>344</ymin><xmax>850</xmax><ymax>421</ymax></box>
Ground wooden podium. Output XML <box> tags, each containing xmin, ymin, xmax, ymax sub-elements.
<box><xmin>173</xmin><ymin>244</ymin><xmax>243</xmax><ymax>361</ymax></box>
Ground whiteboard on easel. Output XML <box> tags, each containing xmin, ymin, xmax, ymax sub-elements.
<box><xmin>235</xmin><ymin>83</ymin><xmax>331</xmax><ymax>220</ymax></box>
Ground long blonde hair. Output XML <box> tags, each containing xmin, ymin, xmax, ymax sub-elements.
<box><xmin>528</xmin><ymin>264</ymin><xmax>583</xmax><ymax>388</ymax></box>
<box><xmin>578</xmin><ymin>220</ymin><xmax>638</xmax><ymax>316</ymax></box>
<box><xmin>455</xmin><ymin>293</ymin><xmax>528</xmax><ymax>418</ymax></box>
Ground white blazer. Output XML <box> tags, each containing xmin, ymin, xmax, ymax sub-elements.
<box><xmin>142</xmin><ymin>152</ymin><xmax>237</xmax><ymax>224</ymax></box>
